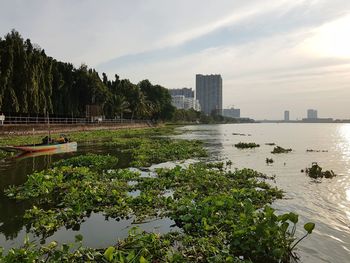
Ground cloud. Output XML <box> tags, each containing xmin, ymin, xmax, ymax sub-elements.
<box><xmin>1</xmin><ymin>0</ymin><xmax>350</xmax><ymax>119</ymax></box>
<box><xmin>97</xmin><ymin>0</ymin><xmax>350</xmax><ymax>72</ymax></box>
<box><xmin>301</xmin><ymin>13</ymin><xmax>350</xmax><ymax>58</ymax></box>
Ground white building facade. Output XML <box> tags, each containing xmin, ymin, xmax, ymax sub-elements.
<box><xmin>171</xmin><ymin>95</ymin><xmax>201</xmax><ymax>111</ymax></box>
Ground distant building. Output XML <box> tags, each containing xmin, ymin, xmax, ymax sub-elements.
<box><xmin>196</xmin><ymin>74</ymin><xmax>222</xmax><ymax>115</ymax></box>
<box><xmin>172</xmin><ymin>95</ymin><xmax>186</xmax><ymax>109</ymax></box>
<box><xmin>194</xmin><ymin>100</ymin><xmax>201</xmax><ymax>112</ymax></box>
<box><xmin>168</xmin><ymin>88</ymin><xmax>194</xmax><ymax>98</ymax></box>
<box><xmin>307</xmin><ymin>109</ymin><xmax>318</xmax><ymax>119</ymax></box>
<box><xmin>223</xmin><ymin>108</ymin><xmax>241</xmax><ymax>118</ymax></box>
<box><xmin>284</xmin><ymin>110</ymin><xmax>290</xmax><ymax>121</ymax></box>
<box><xmin>169</xmin><ymin>87</ymin><xmax>200</xmax><ymax>111</ymax></box>
<box><xmin>86</xmin><ymin>105</ymin><xmax>103</xmax><ymax>122</ymax></box>
<box><xmin>171</xmin><ymin>95</ymin><xmax>201</xmax><ymax>111</ymax></box>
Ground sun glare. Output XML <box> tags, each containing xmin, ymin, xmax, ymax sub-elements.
<box><xmin>303</xmin><ymin>14</ymin><xmax>350</xmax><ymax>58</ymax></box>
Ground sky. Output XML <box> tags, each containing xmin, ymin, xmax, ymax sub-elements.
<box><xmin>1</xmin><ymin>0</ymin><xmax>350</xmax><ymax>120</ymax></box>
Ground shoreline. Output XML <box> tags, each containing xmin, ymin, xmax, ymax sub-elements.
<box><xmin>0</xmin><ymin>122</ymin><xmax>153</xmax><ymax>136</ymax></box>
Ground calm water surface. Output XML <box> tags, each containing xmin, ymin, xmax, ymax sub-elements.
<box><xmin>1</xmin><ymin>123</ymin><xmax>350</xmax><ymax>262</ymax></box>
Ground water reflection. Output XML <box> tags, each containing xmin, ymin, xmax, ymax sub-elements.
<box><xmin>0</xmin><ymin>142</ymin><xmax>163</xmax><ymax>248</ymax></box>
<box><xmin>0</xmin><ymin>146</ymin><xmax>77</xmax><ymax>242</ymax></box>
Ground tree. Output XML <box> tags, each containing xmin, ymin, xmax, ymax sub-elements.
<box><xmin>0</xmin><ymin>30</ymin><xmax>175</xmax><ymax>121</ymax></box>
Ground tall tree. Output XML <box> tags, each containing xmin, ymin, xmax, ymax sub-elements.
<box><xmin>0</xmin><ymin>30</ymin><xmax>175</xmax><ymax>121</ymax></box>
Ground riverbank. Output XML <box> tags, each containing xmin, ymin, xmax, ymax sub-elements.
<box><xmin>0</xmin><ymin>122</ymin><xmax>153</xmax><ymax>136</ymax></box>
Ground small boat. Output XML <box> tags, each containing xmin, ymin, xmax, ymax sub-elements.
<box><xmin>2</xmin><ymin>141</ymin><xmax>77</xmax><ymax>153</ymax></box>
<box><xmin>1</xmin><ymin>141</ymin><xmax>77</xmax><ymax>153</ymax></box>
<box><xmin>13</xmin><ymin>145</ymin><xmax>77</xmax><ymax>160</ymax></box>
<box><xmin>1</xmin><ymin>135</ymin><xmax>77</xmax><ymax>153</ymax></box>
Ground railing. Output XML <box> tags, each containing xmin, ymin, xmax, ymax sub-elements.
<box><xmin>1</xmin><ymin>116</ymin><xmax>151</xmax><ymax>125</ymax></box>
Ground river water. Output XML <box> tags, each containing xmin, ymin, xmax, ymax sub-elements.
<box><xmin>1</xmin><ymin>123</ymin><xmax>350</xmax><ymax>262</ymax></box>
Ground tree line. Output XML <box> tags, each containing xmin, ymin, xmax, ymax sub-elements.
<box><xmin>0</xmin><ymin>30</ymin><xmax>175</xmax><ymax>120</ymax></box>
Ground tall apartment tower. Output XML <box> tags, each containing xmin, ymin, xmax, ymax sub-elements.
<box><xmin>196</xmin><ymin>74</ymin><xmax>223</xmax><ymax>115</ymax></box>
<box><xmin>307</xmin><ymin>109</ymin><xmax>318</xmax><ymax>119</ymax></box>
<box><xmin>284</xmin><ymin>110</ymin><xmax>290</xmax><ymax>121</ymax></box>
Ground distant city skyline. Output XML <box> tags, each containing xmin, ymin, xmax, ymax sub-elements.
<box><xmin>1</xmin><ymin>0</ymin><xmax>350</xmax><ymax>119</ymax></box>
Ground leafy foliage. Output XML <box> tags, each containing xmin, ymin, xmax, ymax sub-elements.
<box><xmin>129</xmin><ymin>138</ymin><xmax>207</xmax><ymax>167</ymax></box>
<box><xmin>53</xmin><ymin>153</ymin><xmax>118</xmax><ymax>170</ymax></box>
<box><xmin>4</xmin><ymin>157</ymin><xmax>314</xmax><ymax>262</ymax></box>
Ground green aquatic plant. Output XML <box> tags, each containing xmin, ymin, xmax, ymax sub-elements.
<box><xmin>0</xmin><ymin>219</ymin><xmax>315</xmax><ymax>262</ymax></box>
<box><xmin>304</xmin><ymin>162</ymin><xmax>336</xmax><ymax>179</ymax></box>
<box><xmin>234</xmin><ymin>142</ymin><xmax>260</xmax><ymax>149</ymax></box>
<box><xmin>232</xmin><ymin>133</ymin><xmax>251</xmax><ymax>136</ymax></box>
<box><xmin>0</xmin><ymin>126</ymin><xmax>205</xmax><ymax>167</ymax></box>
<box><xmin>306</xmin><ymin>149</ymin><xmax>328</xmax><ymax>153</ymax></box>
<box><xmin>271</xmin><ymin>146</ymin><xmax>292</xmax><ymax>154</ymax></box>
<box><xmin>226</xmin><ymin>160</ymin><xmax>233</xmax><ymax>167</ymax></box>
<box><xmin>266</xmin><ymin>157</ymin><xmax>274</xmax><ymax>164</ymax></box>
<box><xmin>5</xmin><ymin>154</ymin><xmax>314</xmax><ymax>262</ymax></box>
<box><xmin>129</xmin><ymin>138</ymin><xmax>207</xmax><ymax>167</ymax></box>
<box><xmin>205</xmin><ymin>162</ymin><xmax>225</xmax><ymax>170</ymax></box>
<box><xmin>0</xmin><ymin>150</ymin><xmax>13</xmax><ymax>159</ymax></box>
<box><xmin>53</xmin><ymin>153</ymin><xmax>118</xmax><ymax>170</ymax></box>
<box><xmin>6</xmin><ymin>165</ymin><xmax>137</xmax><ymax>236</ymax></box>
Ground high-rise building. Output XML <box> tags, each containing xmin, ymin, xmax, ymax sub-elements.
<box><xmin>168</xmin><ymin>88</ymin><xmax>194</xmax><ymax>98</ymax></box>
<box><xmin>307</xmin><ymin>109</ymin><xmax>318</xmax><ymax>119</ymax></box>
<box><xmin>196</xmin><ymin>74</ymin><xmax>222</xmax><ymax>115</ymax></box>
<box><xmin>223</xmin><ymin>108</ymin><xmax>240</xmax><ymax>118</ymax></box>
<box><xmin>169</xmin><ymin>87</ymin><xmax>200</xmax><ymax>111</ymax></box>
<box><xmin>284</xmin><ymin>110</ymin><xmax>290</xmax><ymax>121</ymax></box>
<box><xmin>171</xmin><ymin>95</ymin><xmax>201</xmax><ymax>111</ymax></box>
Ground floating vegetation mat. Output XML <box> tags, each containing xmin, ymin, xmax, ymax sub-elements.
<box><xmin>0</xmin><ymin>126</ymin><xmax>207</xmax><ymax>168</ymax></box>
<box><xmin>2</xmin><ymin>153</ymin><xmax>315</xmax><ymax>262</ymax></box>
<box><xmin>271</xmin><ymin>146</ymin><xmax>292</xmax><ymax>154</ymax></box>
<box><xmin>303</xmin><ymin>162</ymin><xmax>337</xmax><ymax>179</ymax></box>
<box><xmin>234</xmin><ymin>142</ymin><xmax>260</xmax><ymax>149</ymax></box>
<box><xmin>0</xmin><ymin>150</ymin><xmax>14</xmax><ymax>160</ymax></box>
<box><xmin>306</xmin><ymin>149</ymin><xmax>328</xmax><ymax>153</ymax></box>
<box><xmin>266</xmin><ymin>158</ymin><xmax>274</xmax><ymax>164</ymax></box>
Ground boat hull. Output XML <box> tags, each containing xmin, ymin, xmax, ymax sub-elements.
<box><xmin>3</xmin><ymin>142</ymin><xmax>77</xmax><ymax>153</ymax></box>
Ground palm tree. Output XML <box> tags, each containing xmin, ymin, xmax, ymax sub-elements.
<box><xmin>113</xmin><ymin>95</ymin><xmax>130</xmax><ymax>120</ymax></box>
<box><xmin>133</xmin><ymin>93</ymin><xmax>154</xmax><ymax>119</ymax></box>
